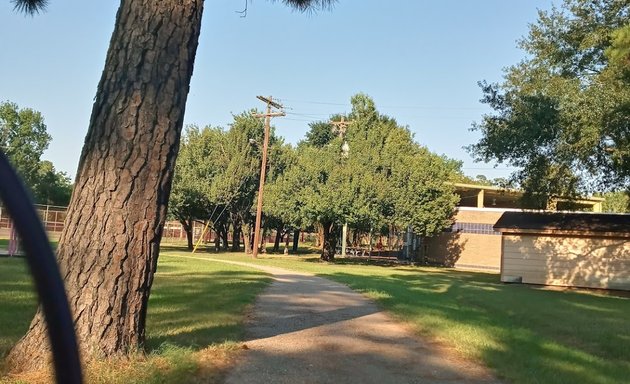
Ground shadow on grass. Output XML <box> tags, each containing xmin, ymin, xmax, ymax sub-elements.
<box><xmin>146</xmin><ymin>261</ymin><xmax>271</xmax><ymax>352</ymax></box>
<box><xmin>0</xmin><ymin>258</ymin><xmax>36</xmax><ymax>358</ymax></box>
<box><xmin>160</xmin><ymin>243</ymin><xmax>321</xmax><ymax>257</ymax></box>
<box><xmin>320</xmin><ymin>269</ymin><xmax>630</xmax><ymax>384</ymax></box>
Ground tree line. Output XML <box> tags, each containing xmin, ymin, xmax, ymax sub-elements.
<box><xmin>170</xmin><ymin>94</ymin><xmax>461</xmax><ymax>261</ymax></box>
<box><xmin>0</xmin><ymin>101</ymin><xmax>72</xmax><ymax>206</ymax></box>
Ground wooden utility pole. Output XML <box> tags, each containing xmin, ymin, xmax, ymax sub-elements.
<box><xmin>252</xmin><ymin>95</ymin><xmax>285</xmax><ymax>258</ymax></box>
<box><xmin>330</xmin><ymin>117</ymin><xmax>354</xmax><ymax>257</ymax></box>
<box><xmin>330</xmin><ymin>116</ymin><xmax>352</xmax><ymax>138</ymax></box>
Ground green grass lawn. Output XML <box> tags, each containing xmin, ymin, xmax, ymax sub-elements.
<box><xmin>190</xmin><ymin>251</ymin><xmax>630</xmax><ymax>384</ymax></box>
<box><xmin>3</xmin><ymin>247</ymin><xmax>629</xmax><ymax>384</ymax></box>
<box><xmin>0</xmin><ymin>252</ymin><xmax>271</xmax><ymax>383</ymax></box>
<box><xmin>0</xmin><ymin>239</ymin><xmax>58</xmax><ymax>251</ymax></box>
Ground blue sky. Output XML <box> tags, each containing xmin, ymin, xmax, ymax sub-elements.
<box><xmin>1</xmin><ymin>0</ymin><xmax>554</xmax><ymax>180</ymax></box>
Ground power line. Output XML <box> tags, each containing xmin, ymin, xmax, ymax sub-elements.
<box><xmin>462</xmin><ymin>167</ymin><xmax>518</xmax><ymax>170</ymax></box>
<box><xmin>278</xmin><ymin>98</ymin><xmax>487</xmax><ymax>111</ymax></box>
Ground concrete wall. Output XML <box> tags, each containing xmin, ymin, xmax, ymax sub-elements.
<box><xmin>501</xmin><ymin>234</ymin><xmax>630</xmax><ymax>290</ymax></box>
<box><xmin>425</xmin><ymin>208</ymin><xmax>510</xmax><ymax>271</ymax></box>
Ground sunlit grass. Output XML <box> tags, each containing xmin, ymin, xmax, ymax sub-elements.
<box><xmin>191</xmin><ymin>251</ymin><xmax>630</xmax><ymax>384</ymax></box>
<box><xmin>3</xmin><ymin>245</ymin><xmax>629</xmax><ymax>384</ymax></box>
<box><xmin>0</xmin><ymin>252</ymin><xmax>271</xmax><ymax>383</ymax></box>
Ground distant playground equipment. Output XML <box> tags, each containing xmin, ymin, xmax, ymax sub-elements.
<box><xmin>335</xmin><ymin>225</ymin><xmax>422</xmax><ymax>262</ymax></box>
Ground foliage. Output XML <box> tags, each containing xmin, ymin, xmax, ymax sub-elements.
<box><xmin>31</xmin><ymin>160</ymin><xmax>73</xmax><ymax>206</ymax></box>
<box><xmin>469</xmin><ymin>0</ymin><xmax>630</xmax><ymax>206</ymax></box>
<box><xmin>170</xmin><ymin>111</ymin><xmax>290</xmax><ymax>250</ymax></box>
<box><xmin>268</xmin><ymin>94</ymin><xmax>459</xmax><ymax>260</ymax></box>
<box><xmin>0</xmin><ymin>101</ymin><xmax>51</xmax><ymax>189</ymax></box>
<box><xmin>169</xmin><ymin>125</ymin><xmax>219</xmax><ymax>247</ymax></box>
<box><xmin>302</xmin><ymin>121</ymin><xmax>336</xmax><ymax>148</ymax></box>
<box><xmin>600</xmin><ymin>190</ymin><xmax>630</xmax><ymax>212</ymax></box>
<box><xmin>0</xmin><ymin>101</ymin><xmax>71</xmax><ymax>205</ymax></box>
<box><xmin>344</xmin><ymin>94</ymin><xmax>458</xmax><ymax>238</ymax></box>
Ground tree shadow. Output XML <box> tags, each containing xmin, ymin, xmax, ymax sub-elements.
<box><xmin>319</xmin><ymin>268</ymin><xmax>630</xmax><ymax>384</ymax></box>
<box><xmin>243</xmin><ymin>273</ymin><xmax>380</xmax><ymax>340</ymax></box>
<box><xmin>503</xmin><ymin>235</ymin><xmax>630</xmax><ymax>291</ymax></box>
<box><xmin>145</xmin><ymin>269</ymin><xmax>271</xmax><ymax>352</ymax></box>
<box><xmin>0</xmin><ymin>259</ymin><xmax>37</xmax><ymax>358</ymax></box>
<box><xmin>424</xmin><ymin>232</ymin><xmax>467</xmax><ymax>267</ymax></box>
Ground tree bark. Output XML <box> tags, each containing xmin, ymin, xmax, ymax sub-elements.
<box><xmin>242</xmin><ymin>223</ymin><xmax>252</xmax><ymax>254</ymax></box>
<box><xmin>292</xmin><ymin>229</ymin><xmax>300</xmax><ymax>253</ymax></box>
<box><xmin>214</xmin><ymin>228</ymin><xmax>221</xmax><ymax>251</ymax></box>
<box><xmin>321</xmin><ymin>222</ymin><xmax>338</xmax><ymax>262</ymax></box>
<box><xmin>259</xmin><ymin>227</ymin><xmax>267</xmax><ymax>254</ymax></box>
<box><xmin>315</xmin><ymin>223</ymin><xmax>323</xmax><ymax>248</ymax></box>
<box><xmin>7</xmin><ymin>0</ymin><xmax>203</xmax><ymax>372</ymax></box>
<box><xmin>231</xmin><ymin>221</ymin><xmax>241</xmax><ymax>252</ymax></box>
<box><xmin>272</xmin><ymin>224</ymin><xmax>283</xmax><ymax>253</ymax></box>
<box><xmin>181</xmin><ymin>219</ymin><xmax>194</xmax><ymax>251</ymax></box>
<box><xmin>220</xmin><ymin>223</ymin><xmax>229</xmax><ymax>251</ymax></box>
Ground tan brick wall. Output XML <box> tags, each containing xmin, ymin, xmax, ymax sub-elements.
<box><xmin>501</xmin><ymin>234</ymin><xmax>630</xmax><ymax>290</ymax></box>
<box><xmin>424</xmin><ymin>208</ymin><xmax>508</xmax><ymax>271</ymax></box>
<box><xmin>426</xmin><ymin>232</ymin><xmax>501</xmax><ymax>271</ymax></box>
<box><xmin>454</xmin><ymin>209</ymin><xmax>505</xmax><ymax>225</ymax></box>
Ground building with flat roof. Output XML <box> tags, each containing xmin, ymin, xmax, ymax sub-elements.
<box><xmin>494</xmin><ymin>211</ymin><xmax>630</xmax><ymax>291</ymax></box>
<box><xmin>424</xmin><ymin>184</ymin><xmax>607</xmax><ymax>272</ymax></box>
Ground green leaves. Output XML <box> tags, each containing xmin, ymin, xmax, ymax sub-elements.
<box><xmin>470</xmin><ymin>0</ymin><xmax>630</xmax><ymax>200</ymax></box>
<box><xmin>268</xmin><ymin>94</ymin><xmax>459</xmax><ymax>240</ymax></box>
<box><xmin>0</xmin><ymin>101</ymin><xmax>64</xmax><ymax>203</ymax></box>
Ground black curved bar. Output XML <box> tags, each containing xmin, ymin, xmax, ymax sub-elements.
<box><xmin>0</xmin><ymin>151</ymin><xmax>82</xmax><ymax>384</ymax></box>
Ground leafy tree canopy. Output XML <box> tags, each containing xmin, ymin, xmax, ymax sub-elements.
<box><xmin>0</xmin><ymin>101</ymin><xmax>51</xmax><ymax>189</ymax></box>
<box><xmin>267</xmin><ymin>94</ymin><xmax>459</xmax><ymax>260</ymax></box>
<box><xmin>31</xmin><ymin>160</ymin><xmax>73</xmax><ymax>206</ymax></box>
<box><xmin>600</xmin><ymin>190</ymin><xmax>630</xmax><ymax>212</ymax></box>
<box><xmin>468</xmin><ymin>0</ymin><xmax>630</xmax><ymax>208</ymax></box>
<box><xmin>0</xmin><ymin>100</ymin><xmax>71</xmax><ymax>205</ymax></box>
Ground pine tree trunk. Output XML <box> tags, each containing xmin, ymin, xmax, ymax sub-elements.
<box><xmin>7</xmin><ymin>0</ymin><xmax>203</xmax><ymax>372</ymax></box>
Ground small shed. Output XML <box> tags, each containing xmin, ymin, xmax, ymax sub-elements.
<box><xmin>493</xmin><ymin>212</ymin><xmax>630</xmax><ymax>291</ymax></box>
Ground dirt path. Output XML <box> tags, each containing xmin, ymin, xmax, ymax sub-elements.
<box><xmin>193</xmin><ymin>257</ymin><xmax>502</xmax><ymax>384</ymax></box>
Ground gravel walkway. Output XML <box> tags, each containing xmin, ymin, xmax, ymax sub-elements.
<box><xmin>192</xmin><ymin>257</ymin><xmax>502</xmax><ymax>384</ymax></box>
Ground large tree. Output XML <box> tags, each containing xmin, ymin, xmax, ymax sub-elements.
<box><xmin>9</xmin><ymin>0</ymin><xmax>336</xmax><ymax>372</ymax></box>
<box><xmin>269</xmin><ymin>94</ymin><xmax>459</xmax><ymax>261</ymax></box>
<box><xmin>0</xmin><ymin>101</ymin><xmax>51</xmax><ymax>192</ymax></box>
<box><xmin>169</xmin><ymin>125</ymin><xmax>218</xmax><ymax>249</ymax></box>
<box><xmin>31</xmin><ymin>160</ymin><xmax>73</xmax><ymax>206</ymax></box>
<box><xmin>468</xmin><ymin>0</ymin><xmax>630</xmax><ymax>208</ymax></box>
